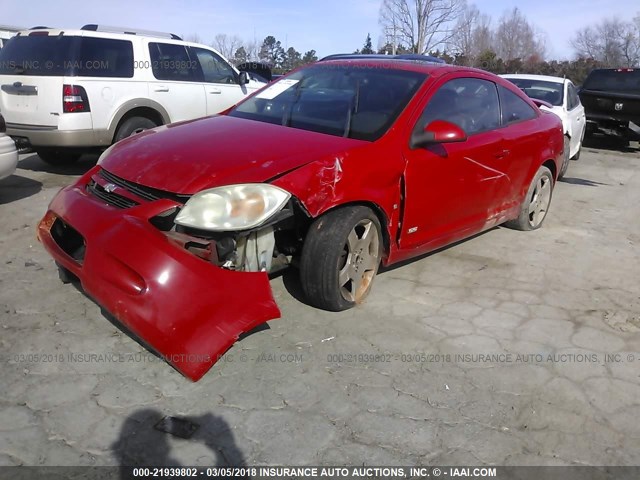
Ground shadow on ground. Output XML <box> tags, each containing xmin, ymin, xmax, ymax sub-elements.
<box><xmin>17</xmin><ymin>153</ymin><xmax>99</xmax><ymax>175</ymax></box>
<box><xmin>112</xmin><ymin>408</ymin><xmax>249</xmax><ymax>479</ymax></box>
<box><xmin>559</xmin><ymin>176</ymin><xmax>610</xmax><ymax>187</ymax></box>
<box><xmin>583</xmin><ymin>135</ymin><xmax>640</xmax><ymax>154</ymax></box>
<box><xmin>0</xmin><ymin>174</ymin><xmax>43</xmax><ymax>204</ymax></box>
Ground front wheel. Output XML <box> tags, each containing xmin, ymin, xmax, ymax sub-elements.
<box><xmin>300</xmin><ymin>206</ymin><xmax>382</xmax><ymax>311</ymax></box>
<box><xmin>505</xmin><ymin>165</ymin><xmax>554</xmax><ymax>231</ymax></box>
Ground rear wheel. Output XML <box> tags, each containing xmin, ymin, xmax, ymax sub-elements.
<box><xmin>36</xmin><ymin>149</ymin><xmax>82</xmax><ymax>166</ymax></box>
<box><xmin>505</xmin><ymin>165</ymin><xmax>554</xmax><ymax>231</ymax></box>
<box><xmin>114</xmin><ymin>116</ymin><xmax>158</xmax><ymax>142</ymax></box>
<box><xmin>300</xmin><ymin>206</ymin><xmax>382</xmax><ymax>311</ymax></box>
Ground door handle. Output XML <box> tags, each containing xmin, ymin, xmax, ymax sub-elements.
<box><xmin>209</xmin><ymin>88</ymin><xmax>222</xmax><ymax>94</ymax></box>
<box><xmin>494</xmin><ymin>149</ymin><xmax>510</xmax><ymax>159</ymax></box>
<box><xmin>153</xmin><ymin>87</ymin><xmax>169</xmax><ymax>93</ymax></box>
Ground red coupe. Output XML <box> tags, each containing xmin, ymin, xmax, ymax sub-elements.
<box><xmin>38</xmin><ymin>59</ymin><xmax>564</xmax><ymax>380</ymax></box>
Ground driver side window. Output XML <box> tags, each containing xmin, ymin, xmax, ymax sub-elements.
<box><xmin>416</xmin><ymin>78</ymin><xmax>500</xmax><ymax>135</ymax></box>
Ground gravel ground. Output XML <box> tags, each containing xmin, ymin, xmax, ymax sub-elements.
<box><xmin>0</xmin><ymin>138</ymin><xmax>639</xmax><ymax>467</ymax></box>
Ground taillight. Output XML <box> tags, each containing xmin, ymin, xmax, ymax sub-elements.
<box><xmin>0</xmin><ymin>114</ymin><xmax>6</xmax><ymax>133</ymax></box>
<box><xmin>63</xmin><ymin>84</ymin><xmax>90</xmax><ymax>113</ymax></box>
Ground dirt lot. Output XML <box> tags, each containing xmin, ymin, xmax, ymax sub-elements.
<box><xmin>1</xmin><ymin>139</ymin><xmax>639</xmax><ymax>467</ymax></box>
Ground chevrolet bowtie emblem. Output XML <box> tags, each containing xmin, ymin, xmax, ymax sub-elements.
<box><xmin>103</xmin><ymin>183</ymin><xmax>117</xmax><ymax>193</ymax></box>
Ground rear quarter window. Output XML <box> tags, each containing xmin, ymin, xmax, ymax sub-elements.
<box><xmin>499</xmin><ymin>85</ymin><xmax>537</xmax><ymax>125</ymax></box>
<box><xmin>75</xmin><ymin>37</ymin><xmax>133</xmax><ymax>78</ymax></box>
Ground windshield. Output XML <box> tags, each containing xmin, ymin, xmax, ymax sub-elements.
<box><xmin>230</xmin><ymin>64</ymin><xmax>426</xmax><ymax>141</ymax></box>
<box><xmin>583</xmin><ymin>69</ymin><xmax>640</xmax><ymax>92</ymax></box>
<box><xmin>504</xmin><ymin>78</ymin><xmax>564</xmax><ymax>107</ymax></box>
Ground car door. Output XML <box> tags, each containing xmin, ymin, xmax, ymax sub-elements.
<box><xmin>565</xmin><ymin>81</ymin><xmax>585</xmax><ymax>156</ymax></box>
<box><xmin>146</xmin><ymin>42</ymin><xmax>207</xmax><ymax>122</ymax></box>
<box><xmin>496</xmin><ymin>84</ymin><xmax>546</xmax><ymax>205</ymax></box>
<box><xmin>190</xmin><ymin>47</ymin><xmax>251</xmax><ymax>115</ymax></box>
<box><xmin>400</xmin><ymin>76</ymin><xmax>510</xmax><ymax>251</ymax></box>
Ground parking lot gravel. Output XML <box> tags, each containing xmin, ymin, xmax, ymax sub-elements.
<box><xmin>1</xmin><ymin>138</ymin><xmax>639</xmax><ymax>467</ymax></box>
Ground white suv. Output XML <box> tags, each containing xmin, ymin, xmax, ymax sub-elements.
<box><xmin>0</xmin><ymin>25</ymin><xmax>267</xmax><ymax>165</ymax></box>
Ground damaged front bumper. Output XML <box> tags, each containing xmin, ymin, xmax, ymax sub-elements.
<box><xmin>37</xmin><ymin>173</ymin><xmax>281</xmax><ymax>381</ymax></box>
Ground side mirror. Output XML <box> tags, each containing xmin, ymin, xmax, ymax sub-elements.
<box><xmin>410</xmin><ymin>120</ymin><xmax>467</xmax><ymax>149</ymax></box>
<box><xmin>238</xmin><ymin>71</ymin><xmax>249</xmax><ymax>86</ymax></box>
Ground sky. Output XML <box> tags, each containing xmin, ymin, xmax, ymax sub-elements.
<box><xmin>1</xmin><ymin>0</ymin><xmax>638</xmax><ymax>60</ymax></box>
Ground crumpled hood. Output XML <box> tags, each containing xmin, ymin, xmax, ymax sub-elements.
<box><xmin>100</xmin><ymin>115</ymin><xmax>365</xmax><ymax>194</ymax></box>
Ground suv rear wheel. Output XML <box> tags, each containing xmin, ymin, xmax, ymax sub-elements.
<box><xmin>115</xmin><ymin>116</ymin><xmax>158</xmax><ymax>142</ymax></box>
<box><xmin>36</xmin><ymin>149</ymin><xmax>82</xmax><ymax>166</ymax></box>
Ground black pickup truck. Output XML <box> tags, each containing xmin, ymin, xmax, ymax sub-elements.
<box><xmin>579</xmin><ymin>68</ymin><xmax>640</xmax><ymax>140</ymax></box>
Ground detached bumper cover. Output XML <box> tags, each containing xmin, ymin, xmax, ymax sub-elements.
<box><xmin>37</xmin><ymin>174</ymin><xmax>280</xmax><ymax>381</ymax></box>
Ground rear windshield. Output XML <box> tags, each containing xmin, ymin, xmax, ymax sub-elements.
<box><xmin>583</xmin><ymin>69</ymin><xmax>640</xmax><ymax>92</ymax></box>
<box><xmin>504</xmin><ymin>78</ymin><xmax>564</xmax><ymax>106</ymax></box>
<box><xmin>0</xmin><ymin>35</ymin><xmax>133</xmax><ymax>77</ymax></box>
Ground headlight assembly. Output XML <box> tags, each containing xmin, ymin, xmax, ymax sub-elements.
<box><xmin>175</xmin><ymin>184</ymin><xmax>291</xmax><ymax>232</ymax></box>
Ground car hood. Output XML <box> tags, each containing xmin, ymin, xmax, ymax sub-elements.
<box><xmin>99</xmin><ymin>115</ymin><xmax>365</xmax><ymax>194</ymax></box>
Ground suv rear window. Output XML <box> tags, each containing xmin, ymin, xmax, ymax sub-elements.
<box><xmin>583</xmin><ymin>69</ymin><xmax>640</xmax><ymax>92</ymax></box>
<box><xmin>0</xmin><ymin>35</ymin><xmax>133</xmax><ymax>77</ymax></box>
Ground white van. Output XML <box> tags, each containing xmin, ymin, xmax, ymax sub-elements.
<box><xmin>0</xmin><ymin>25</ymin><xmax>267</xmax><ymax>165</ymax></box>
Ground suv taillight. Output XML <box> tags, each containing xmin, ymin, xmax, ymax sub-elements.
<box><xmin>63</xmin><ymin>84</ymin><xmax>90</xmax><ymax>113</ymax></box>
<box><xmin>0</xmin><ymin>114</ymin><xmax>6</xmax><ymax>133</ymax></box>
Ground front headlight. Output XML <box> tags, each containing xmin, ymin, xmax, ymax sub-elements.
<box><xmin>175</xmin><ymin>184</ymin><xmax>291</xmax><ymax>231</ymax></box>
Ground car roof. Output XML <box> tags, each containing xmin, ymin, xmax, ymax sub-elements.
<box><xmin>501</xmin><ymin>73</ymin><xmax>567</xmax><ymax>84</ymax></box>
<box><xmin>320</xmin><ymin>53</ymin><xmax>446</xmax><ymax>64</ymax></box>
<box><xmin>15</xmin><ymin>25</ymin><xmax>183</xmax><ymax>41</ymax></box>
<box><xmin>316</xmin><ymin>58</ymin><xmax>486</xmax><ymax>78</ymax></box>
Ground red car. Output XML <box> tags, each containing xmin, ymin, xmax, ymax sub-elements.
<box><xmin>38</xmin><ymin>60</ymin><xmax>564</xmax><ymax>381</ymax></box>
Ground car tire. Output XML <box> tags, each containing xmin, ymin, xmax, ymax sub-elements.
<box><xmin>558</xmin><ymin>136</ymin><xmax>570</xmax><ymax>179</ymax></box>
<box><xmin>36</xmin><ymin>149</ymin><xmax>82</xmax><ymax>166</ymax></box>
<box><xmin>300</xmin><ymin>206</ymin><xmax>382</xmax><ymax>311</ymax></box>
<box><xmin>505</xmin><ymin>165</ymin><xmax>554</xmax><ymax>232</ymax></box>
<box><xmin>114</xmin><ymin>116</ymin><xmax>158</xmax><ymax>142</ymax></box>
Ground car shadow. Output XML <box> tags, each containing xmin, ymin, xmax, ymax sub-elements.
<box><xmin>559</xmin><ymin>176</ymin><xmax>610</xmax><ymax>187</ymax></box>
<box><xmin>0</xmin><ymin>174</ymin><xmax>43</xmax><ymax>204</ymax></box>
<box><xmin>378</xmin><ymin>227</ymin><xmax>499</xmax><ymax>275</ymax></box>
<box><xmin>583</xmin><ymin>135</ymin><xmax>640</xmax><ymax>154</ymax></box>
<box><xmin>112</xmin><ymin>408</ymin><xmax>249</xmax><ymax>479</ymax></box>
<box><xmin>280</xmin><ymin>228</ymin><xmax>500</xmax><ymax>309</ymax></box>
<box><xmin>18</xmin><ymin>152</ymin><xmax>100</xmax><ymax>175</ymax></box>
<box><xmin>66</xmin><ymin>277</ymin><xmax>270</xmax><ymax>370</ymax></box>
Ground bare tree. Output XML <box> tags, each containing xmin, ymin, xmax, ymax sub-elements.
<box><xmin>449</xmin><ymin>4</ymin><xmax>492</xmax><ymax>63</ymax></box>
<box><xmin>212</xmin><ymin>34</ymin><xmax>244</xmax><ymax>60</ymax></box>
<box><xmin>572</xmin><ymin>16</ymin><xmax>640</xmax><ymax>67</ymax></box>
<box><xmin>379</xmin><ymin>0</ymin><xmax>466</xmax><ymax>55</ymax></box>
<box><xmin>184</xmin><ymin>33</ymin><xmax>202</xmax><ymax>44</ymax></box>
<box><xmin>494</xmin><ymin>8</ymin><xmax>545</xmax><ymax>61</ymax></box>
